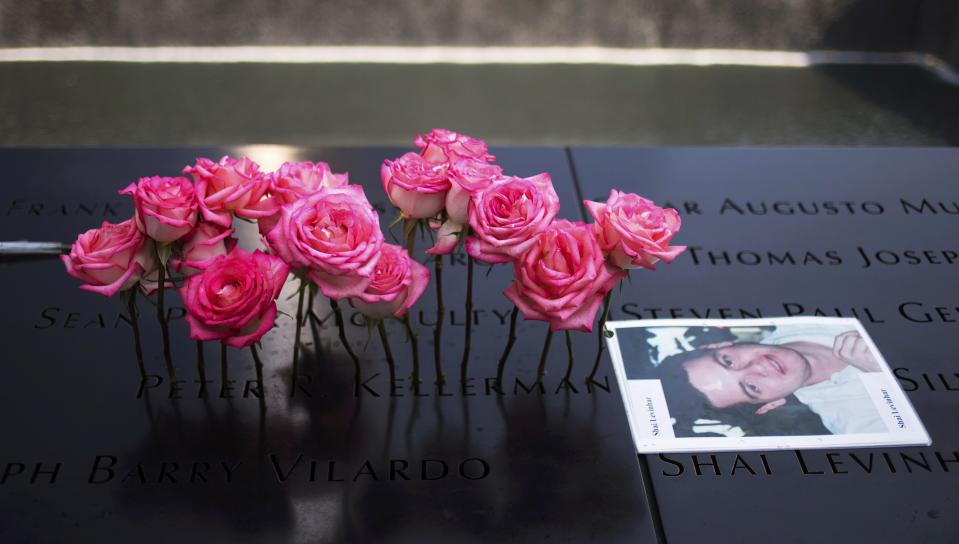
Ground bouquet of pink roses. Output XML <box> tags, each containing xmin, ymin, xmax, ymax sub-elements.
<box><xmin>62</xmin><ymin>129</ymin><xmax>685</xmax><ymax>399</ymax></box>
<box><xmin>381</xmin><ymin>129</ymin><xmax>685</xmax><ymax>385</ymax></box>
<box><xmin>62</xmin><ymin>156</ymin><xmax>430</xmax><ymax>396</ymax></box>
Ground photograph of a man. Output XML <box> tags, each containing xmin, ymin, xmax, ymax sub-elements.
<box><xmin>617</xmin><ymin>320</ymin><xmax>886</xmax><ymax>438</ymax></box>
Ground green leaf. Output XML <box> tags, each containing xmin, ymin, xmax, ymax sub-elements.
<box><xmin>403</xmin><ymin>218</ymin><xmax>417</xmax><ymax>240</ymax></box>
<box><xmin>156</xmin><ymin>243</ymin><xmax>172</xmax><ymax>265</ymax></box>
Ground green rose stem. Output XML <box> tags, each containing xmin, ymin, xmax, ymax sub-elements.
<box><xmin>122</xmin><ymin>289</ymin><xmax>146</xmax><ymax>378</ymax></box>
<box><xmin>495</xmin><ymin>305</ymin><xmax>519</xmax><ymax>387</ymax></box>
<box><xmin>459</xmin><ymin>250</ymin><xmax>474</xmax><ymax>385</ymax></box>
<box><xmin>292</xmin><ymin>280</ymin><xmax>306</xmax><ymax>382</ymax></box>
<box><xmin>220</xmin><ymin>342</ymin><xmax>229</xmax><ymax>381</ymax></box>
<box><xmin>308</xmin><ymin>285</ymin><xmax>326</xmax><ymax>347</ymax></box>
<box><xmin>563</xmin><ymin>330</ymin><xmax>575</xmax><ymax>383</ymax></box>
<box><xmin>155</xmin><ymin>244</ymin><xmax>176</xmax><ymax>386</ymax></box>
<box><xmin>329</xmin><ymin>298</ymin><xmax>361</xmax><ymax>388</ymax></box>
<box><xmin>401</xmin><ymin>314</ymin><xmax>420</xmax><ymax>386</ymax></box>
<box><xmin>376</xmin><ymin>320</ymin><xmax>397</xmax><ymax>383</ymax></box>
<box><xmin>403</xmin><ymin>219</ymin><xmax>421</xmax><ymax>388</ymax></box>
<box><xmin>196</xmin><ymin>340</ymin><xmax>206</xmax><ymax>384</ymax></box>
<box><xmin>250</xmin><ymin>343</ymin><xmax>266</xmax><ymax>409</ymax></box>
<box><xmin>535</xmin><ymin>328</ymin><xmax>555</xmax><ymax>384</ymax></box>
<box><xmin>587</xmin><ymin>291</ymin><xmax>613</xmax><ymax>384</ymax></box>
<box><xmin>433</xmin><ymin>252</ymin><xmax>445</xmax><ymax>386</ymax></box>
<box><xmin>305</xmin><ymin>282</ymin><xmax>319</xmax><ymax>329</ymax></box>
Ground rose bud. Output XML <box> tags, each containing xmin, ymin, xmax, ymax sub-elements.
<box><xmin>119</xmin><ymin>176</ymin><xmax>198</xmax><ymax>243</ymax></box>
<box><xmin>61</xmin><ymin>218</ymin><xmax>157</xmax><ymax>297</ymax></box>
<box><xmin>414</xmin><ymin>128</ymin><xmax>495</xmax><ymax>164</ymax></box>
<box><xmin>258</xmin><ymin>161</ymin><xmax>350</xmax><ymax>238</ymax></box>
<box><xmin>183</xmin><ymin>156</ymin><xmax>277</xmax><ymax>228</ymax></box>
<box><xmin>424</xmin><ymin>218</ymin><xmax>463</xmax><ymax>256</ymax></box>
<box><xmin>180</xmin><ymin>248</ymin><xmax>290</xmax><ymax>348</ymax></box>
<box><xmin>585</xmin><ymin>190</ymin><xmax>686</xmax><ymax>270</ymax></box>
<box><xmin>465</xmin><ymin>173</ymin><xmax>560</xmax><ymax>264</ymax></box>
<box><xmin>504</xmin><ymin>220</ymin><xmax>624</xmax><ymax>332</ymax></box>
<box><xmin>424</xmin><ymin>159</ymin><xmax>504</xmax><ymax>256</ymax></box>
<box><xmin>381</xmin><ymin>152</ymin><xmax>451</xmax><ymax>219</ymax></box>
<box><xmin>349</xmin><ymin>244</ymin><xmax>430</xmax><ymax>320</ymax></box>
<box><xmin>171</xmin><ymin>223</ymin><xmax>237</xmax><ymax>275</ymax></box>
<box><xmin>266</xmin><ymin>185</ymin><xmax>383</xmax><ymax>299</ymax></box>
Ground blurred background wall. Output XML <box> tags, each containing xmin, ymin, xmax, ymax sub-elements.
<box><xmin>0</xmin><ymin>0</ymin><xmax>955</xmax><ymax>69</ymax></box>
<box><xmin>1</xmin><ymin>1</ymin><xmax>956</xmax><ymax>147</ymax></box>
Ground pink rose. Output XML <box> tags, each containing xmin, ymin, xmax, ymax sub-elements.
<box><xmin>259</xmin><ymin>161</ymin><xmax>350</xmax><ymax>237</ymax></box>
<box><xmin>348</xmin><ymin>244</ymin><xmax>430</xmax><ymax>319</ymax></box>
<box><xmin>61</xmin><ymin>218</ymin><xmax>156</xmax><ymax>297</ymax></box>
<box><xmin>504</xmin><ymin>220</ymin><xmax>624</xmax><ymax>332</ymax></box>
<box><xmin>171</xmin><ymin>223</ymin><xmax>237</xmax><ymax>275</ymax></box>
<box><xmin>465</xmin><ymin>173</ymin><xmax>560</xmax><ymax>264</ymax></box>
<box><xmin>381</xmin><ymin>152</ymin><xmax>450</xmax><ymax>219</ymax></box>
<box><xmin>271</xmin><ymin>160</ymin><xmax>349</xmax><ymax>203</ymax></box>
<box><xmin>585</xmin><ymin>190</ymin><xmax>686</xmax><ymax>270</ymax></box>
<box><xmin>119</xmin><ymin>176</ymin><xmax>198</xmax><ymax>243</ymax></box>
<box><xmin>425</xmin><ymin>159</ymin><xmax>505</xmax><ymax>256</ymax></box>
<box><xmin>415</xmin><ymin>128</ymin><xmax>495</xmax><ymax>164</ymax></box>
<box><xmin>446</xmin><ymin>158</ymin><xmax>503</xmax><ymax>224</ymax></box>
<box><xmin>180</xmin><ymin>248</ymin><xmax>289</xmax><ymax>348</ymax></box>
<box><xmin>266</xmin><ymin>185</ymin><xmax>383</xmax><ymax>299</ymax></box>
<box><xmin>183</xmin><ymin>156</ymin><xmax>277</xmax><ymax>228</ymax></box>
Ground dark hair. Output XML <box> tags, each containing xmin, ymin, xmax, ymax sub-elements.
<box><xmin>617</xmin><ymin>326</ymin><xmax>740</xmax><ymax>381</ymax></box>
<box><xmin>649</xmin><ymin>349</ymin><xmax>832</xmax><ymax>438</ymax></box>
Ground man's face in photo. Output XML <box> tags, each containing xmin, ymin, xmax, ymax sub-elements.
<box><xmin>682</xmin><ymin>343</ymin><xmax>813</xmax><ymax>414</ymax></box>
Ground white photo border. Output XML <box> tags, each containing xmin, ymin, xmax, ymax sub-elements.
<box><xmin>605</xmin><ymin>316</ymin><xmax>932</xmax><ymax>453</ymax></box>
